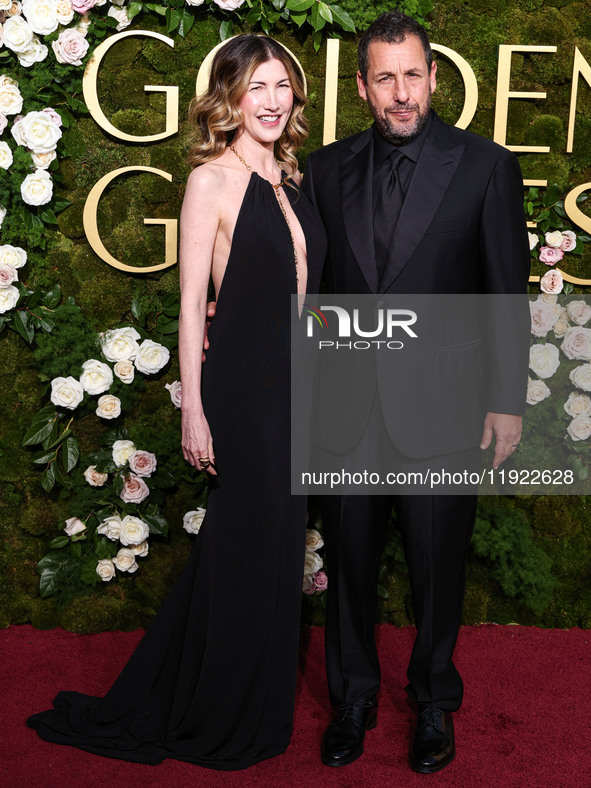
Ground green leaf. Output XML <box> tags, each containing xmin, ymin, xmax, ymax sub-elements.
<box><xmin>271</xmin><ymin>0</ymin><xmax>286</xmax><ymax>9</ymax></box>
<box><xmin>290</xmin><ymin>10</ymin><xmax>307</xmax><ymax>26</ymax></box>
<box><xmin>95</xmin><ymin>459</ymin><xmax>117</xmax><ymax>474</ymax></box>
<box><xmin>27</xmin><ymin>288</ymin><xmax>43</xmax><ymax>309</ymax></box>
<box><xmin>143</xmin><ymin>512</ymin><xmax>169</xmax><ymax>536</ymax></box>
<box><xmin>286</xmin><ymin>0</ymin><xmax>314</xmax><ymax>10</ymax></box>
<box><xmin>41</xmin><ymin>462</ymin><xmax>56</xmax><ymax>492</ymax></box>
<box><xmin>149</xmin><ymin>470</ymin><xmax>176</xmax><ymax>489</ymax></box>
<box><xmin>22</xmin><ymin>408</ymin><xmax>57</xmax><ymax>446</ymax></box>
<box><xmin>42</xmin><ymin>284</ymin><xmax>62</xmax><ymax>309</ymax></box>
<box><xmin>64</xmin><ymin>436</ymin><xmax>80</xmax><ymax>473</ymax></box>
<box><xmin>145</xmin><ymin>3</ymin><xmax>167</xmax><ymax>14</ymax></box>
<box><xmin>12</xmin><ymin>310</ymin><xmax>34</xmax><ymax>344</ymax></box>
<box><xmin>52</xmin><ymin>199</ymin><xmax>72</xmax><ymax>213</ymax></box>
<box><xmin>23</xmin><ymin>209</ymin><xmax>43</xmax><ymax>233</ymax></box>
<box><xmin>178</xmin><ymin>8</ymin><xmax>195</xmax><ymax>37</ymax></box>
<box><xmin>131</xmin><ymin>297</ymin><xmax>143</xmax><ymax>321</ymax></box>
<box><xmin>219</xmin><ymin>19</ymin><xmax>233</xmax><ymax>41</ymax></box>
<box><xmin>39</xmin><ymin>568</ymin><xmax>59</xmax><ymax>598</ymax></box>
<box><xmin>165</xmin><ymin>5</ymin><xmax>182</xmax><ymax>32</ymax></box>
<box><xmin>310</xmin><ymin>2</ymin><xmax>326</xmax><ymax>30</ymax></box>
<box><xmin>377</xmin><ymin>584</ymin><xmax>389</xmax><ymax>599</ymax></box>
<box><xmin>245</xmin><ymin>7</ymin><xmax>261</xmax><ymax>23</ymax></box>
<box><xmin>32</xmin><ymin>450</ymin><xmax>57</xmax><ymax>465</ymax></box>
<box><xmin>39</xmin><ymin>209</ymin><xmax>58</xmax><ymax>225</ymax></box>
<box><xmin>70</xmin><ymin>540</ymin><xmax>83</xmax><ymax>557</ymax></box>
<box><xmin>127</xmin><ymin>1</ymin><xmax>142</xmax><ymax>18</ymax></box>
<box><xmin>113</xmin><ymin>474</ymin><xmax>124</xmax><ymax>495</ymax></box>
<box><xmin>576</xmin><ymin>192</ymin><xmax>588</xmax><ymax>204</ymax></box>
<box><xmin>39</xmin><ymin>316</ymin><xmax>55</xmax><ymax>333</ymax></box>
<box><xmin>44</xmin><ymin>426</ymin><xmax>71</xmax><ymax>451</ymax></box>
<box><xmin>155</xmin><ymin>319</ymin><xmax>179</xmax><ymax>335</ymax></box>
<box><xmin>313</xmin><ymin>28</ymin><xmax>324</xmax><ymax>50</ymax></box>
<box><xmin>318</xmin><ymin>2</ymin><xmax>333</xmax><ymax>24</ymax></box>
<box><xmin>329</xmin><ymin>4</ymin><xmax>355</xmax><ymax>31</ymax></box>
<box><xmin>49</xmin><ymin>536</ymin><xmax>70</xmax><ymax>549</ymax></box>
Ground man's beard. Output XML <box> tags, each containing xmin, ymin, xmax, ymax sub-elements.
<box><xmin>369</xmin><ymin>93</ymin><xmax>431</xmax><ymax>147</ymax></box>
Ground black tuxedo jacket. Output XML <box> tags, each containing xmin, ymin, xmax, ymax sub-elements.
<box><xmin>302</xmin><ymin>112</ymin><xmax>531</xmax><ymax>458</ymax></box>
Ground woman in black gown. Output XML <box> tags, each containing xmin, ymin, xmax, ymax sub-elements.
<box><xmin>27</xmin><ymin>34</ymin><xmax>326</xmax><ymax>770</ymax></box>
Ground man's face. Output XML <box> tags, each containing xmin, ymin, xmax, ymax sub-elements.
<box><xmin>357</xmin><ymin>36</ymin><xmax>437</xmax><ymax>146</ymax></box>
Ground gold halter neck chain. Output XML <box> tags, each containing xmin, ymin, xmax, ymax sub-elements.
<box><xmin>230</xmin><ymin>145</ymin><xmax>299</xmax><ymax>284</ymax></box>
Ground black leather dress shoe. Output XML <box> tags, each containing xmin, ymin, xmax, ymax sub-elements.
<box><xmin>321</xmin><ymin>696</ymin><xmax>378</xmax><ymax>767</ymax></box>
<box><xmin>409</xmin><ymin>704</ymin><xmax>455</xmax><ymax>774</ymax></box>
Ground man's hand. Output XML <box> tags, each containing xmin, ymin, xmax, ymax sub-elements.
<box><xmin>201</xmin><ymin>301</ymin><xmax>217</xmax><ymax>362</ymax></box>
<box><xmin>480</xmin><ymin>412</ymin><xmax>522</xmax><ymax>469</ymax></box>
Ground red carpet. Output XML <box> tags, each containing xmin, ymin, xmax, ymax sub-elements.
<box><xmin>2</xmin><ymin>624</ymin><xmax>590</xmax><ymax>787</ymax></box>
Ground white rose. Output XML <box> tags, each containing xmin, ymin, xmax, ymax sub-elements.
<box><xmin>0</xmin><ymin>285</ymin><xmax>19</xmax><ymax>313</ymax></box>
<box><xmin>305</xmin><ymin>528</ymin><xmax>324</xmax><ymax>551</ymax></box>
<box><xmin>570</xmin><ymin>364</ymin><xmax>591</xmax><ymax>392</ymax></box>
<box><xmin>185</xmin><ymin>0</ymin><xmax>205</xmax><ymax>4</ymax></box>
<box><xmin>83</xmin><ymin>464</ymin><xmax>108</xmax><ymax>486</ymax></box>
<box><xmin>64</xmin><ymin>516</ymin><xmax>86</xmax><ymax>536</ymax></box>
<box><xmin>564</xmin><ymin>392</ymin><xmax>591</xmax><ymax>418</ymax></box>
<box><xmin>131</xmin><ymin>540</ymin><xmax>149</xmax><ymax>557</ymax></box>
<box><xmin>0</xmin><ymin>141</ymin><xmax>13</xmax><ymax>169</ymax></box>
<box><xmin>561</xmin><ymin>327</ymin><xmax>591</xmax><ymax>361</ymax></box>
<box><xmin>0</xmin><ymin>75</ymin><xmax>23</xmax><ymax>115</ymax></box>
<box><xmin>22</xmin><ymin>0</ymin><xmax>58</xmax><ymax>34</ymax></box>
<box><xmin>553</xmin><ymin>308</ymin><xmax>569</xmax><ymax>339</ymax></box>
<box><xmin>96</xmin><ymin>393</ymin><xmax>121</xmax><ymax>419</ymax></box>
<box><xmin>213</xmin><ymin>0</ymin><xmax>245</xmax><ymax>9</ymax></box>
<box><xmin>165</xmin><ymin>380</ymin><xmax>181</xmax><ymax>408</ymax></box>
<box><xmin>529</xmin><ymin>343</ymin><xmax>560</xmax><ymax>379</ymax></box>
<box><xmin>544</xmin><ymin>230</ymin><xmax>563</xmax><ymax>248</ymax></box>
<box><xmin>31</xmin><ymin>150</ymin><xmax>56</xmax><ymax>169</ymax></box>
<box><xmin>100</xmin><ymin>326</ymin><xmax>140</xmax><ymax>361</ymax></box>
<box><xmin>96</xmin><ymin>558</ymin><xmax>115</xmax><ymax>581</ymax></box>
<box><xmin>119</xmin><ymin>515</ymin><xmax>150</xmax><ymax>546</ymax></box>
<box><xmin>50</xmin><ymin>375</ymin><xmax>84</xmax><ymax>408</ymax></box>
<box><xmin>17</xmin><ymin>38</ymin><xmax>48</xmax><ymax>67</ymax></box>
<box><xmin>560</xmin><ymin>230</ymin><xmax>577</xmax><ymax>252</ymax></box>
<box><xmin>302</xmin><ymin>573</ymin><xmax>315</xmax><ymax>593</ymax></box>
<box><xmin>97</xmin><ymin>513</ymin><xmax>122</xmax><ymax>541</ymax></box>
<box><xmin>0</xmin><ymin>264</ymin><xmax>18</xmax><ymax>288</ymax></box>
<box><xmin>304</xmin><ymin>549</ymin><xmax>323</xmax><ymax>575</ymax></box>
<box><xmin>55</xmin><ymin>0</ymin><xmax>72</xmax><ymax>22</ymax></box>
<box><xmin>567</xmin><ymin>414</ymin><xmax>591</xmax><ymax>441</ymax></box>
<box><xmin>112</xmin><ymin>439</ymin><xmax>136</xmax><ymax>466</ymax></box>
<box><xmin>0</xmin><ymin>244</ymin><xmax>26</xmax><ymax>268</ymax></box>
<box><xmin>2</xmin><ymin>16</ymin><xmax>34</xmax><ymax>53</ymax></box>
<box><xmin>21</xmin><ymin>169</ymin><xmax>53</xmax><ymax>205</ymax></box>
<box><xmin>134</xmin><ymin>339</ymin><xmax>170</xmax><ymax>374</ymax></box>
<box><xmin>0</xmin><ymin>206</ymin><xmax>6</xmax><ymax>228</ymax></box>
<box><xmin>526</xmin><ymin>377</ymin><xmax>551</xmax><ymax>405</ymax></box>
<box><xmin>528</xmin><ymin>232</ymin><xmax>539</xmax><ymax>251</ymax></box>
<box><xmin>0</xmin><ymin>115</ymin><xmax>6</xmax><ymax>135</ymax></box>
<box><xmin>112</xmin><ymin>548</ymin><xmax>138</xmax><ymax>573</ymax></box>
<box><xmin>51</xmin><ymin>27</ymin><xmax>89</xmax><ymax>65</ymax></box>
<box><xmin>0</xmin><ymin>0</ymin><xmax>12</xmax><ymax>9</ymax></box>
<box><xmin>566</xmin><ymin>300</ymin><xmax>591</xmax><ymax>326</ymax></box>
<box><xmin>540</xmin><ymin>268</ymin><xmax>563</xmax><ymax>296</ymax></box>
<box><xmin>114</xmin><ymin>360</ymin><xmax>134</xmax><ymax>384</ymax></box>
<box><xmin>12</xmin><ymin>109</ymin><xmax>61</xmax><ymax>152</ymax></box>
<box><xmin>529</xmin><ymin>299</ymin><xmax>555</xmax><ymax>338</ymax></box>
<box><xmin>129</xmin><ymin>449</ymin><xmax>157</xmax><ymax>477</ymax></box>
<box><xmin>538</xmin><ymin>294</ymin><xmax>558</xmax><ymax>305</ymax></box>
<box><xmin>183</xmin><ymin>508</ymin><xmax>206</xmax><ymax>534</ymax></box>
<box><xmin>79</xmin><ymin>358</ymin><xmax>113</xmax><ymax>395</ymax></box>
<box><xmin>106</xmin><ymin>4</ymin><xmax>130</xmax><ymax>29</ymax></box>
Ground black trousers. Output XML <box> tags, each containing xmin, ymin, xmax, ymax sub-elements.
<box><xmin>320</xmin><ymin>491</ymin><xmax>477</xmax><ymax>712</ymax></box>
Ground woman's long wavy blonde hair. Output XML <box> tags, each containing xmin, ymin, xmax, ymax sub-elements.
<box><xmin>187</xmin><ymin>34</ymin><xmax>308</xmax><ymax>176</ymax></box>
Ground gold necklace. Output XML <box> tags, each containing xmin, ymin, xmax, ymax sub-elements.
<box><xmin>230</xmin><ymin>145</ymin><xmax>299</xmax><ymax>284</ymax></box>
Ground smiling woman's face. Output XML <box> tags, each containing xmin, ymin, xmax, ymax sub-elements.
<box><xmin>237</xmin><ymin>58</ymin><xmax>294</xmax><ymax>147</ymax></box>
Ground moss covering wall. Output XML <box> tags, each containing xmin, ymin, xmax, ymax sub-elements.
<box><xmin>2</xmin><ymin>0</ymin><xmax>591</xmax><ymax>633</ymax></box>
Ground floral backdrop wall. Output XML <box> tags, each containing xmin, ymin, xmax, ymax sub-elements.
<box><xmin>1</xmin><ymin>0</ymin><xmax>591</xmax><ymax>633</ymax></box>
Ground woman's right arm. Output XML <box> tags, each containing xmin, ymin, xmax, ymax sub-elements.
<box><xmin>179</xmin><ymin>166</ymin><xmax>222</xmax><ymax>474</ymax></box>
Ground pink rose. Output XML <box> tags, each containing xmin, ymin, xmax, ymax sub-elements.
<box><xmin>64</xmin><ymin>516</ymin><xmax>86</xmax><ymax>536</ymax></box>
<box><xmin>540</xmin><ymin>269</ymin><xmax>563</xmax><ymax>295</ymax></box>
<box><xmin>530</xmin><ymin>300</ymin><xmax>555</xmax><ymax>338</ymax></box>
<box><xmin>165</xmin><ymin>380</ymin><xmax>182</xmax><ymax>408</ymax></box>
<box><xmin>314</xmin><ymin>570</ymin><xmax>328</xmax><ymax>593</ymax></box>
<box><xmin>129</xmin><ymin>449</ymin><xmax>157</xmax><ymax>478</ymax></box>
<box><xmin>0</xmin><ymin>263</ymin><xmax>18</xmax><ymax>288</ymax></box>
<box><xmin>70</xmin><ymin>0</ymin><xmax>97</xmax><ymax>12</ymax></box>
<box><xmin>560</xmin><ymin>230</ymin><xmax>577</xmax><ymax>252</ymax></box>
<box><xmin>42</xmin><ymin>107</ymin><xmax>62</xmax><ymax>127</ymax></box>
<box><xmin>120</xmin><ymin>473</ymin><xmax>150</xmax><ymax>504</ymax></box>
<box><xmin>539</xmin><ymin>246</ymin><xmax>564</xmax><ymax>266</ymax></box>
<box><xmin>51</xmin><ymin>28</ymin><xmax>89</xmax><ymax>66</ymax></box>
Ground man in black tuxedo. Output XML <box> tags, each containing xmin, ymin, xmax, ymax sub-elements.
<box><xmin>302</xmin><ymin>11</ymin><xmax>530</xmax><ymax>774</ymax></box>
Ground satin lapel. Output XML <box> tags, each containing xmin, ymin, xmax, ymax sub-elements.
<box><xmin>379</xmin><ymin>136</ymin><xmax>465</xmax><ymax>293</ymax></box>
<box><xmin>340</xmin><ymin>131</ymin><xmax>379</xmax><ymax>293</ymax></box>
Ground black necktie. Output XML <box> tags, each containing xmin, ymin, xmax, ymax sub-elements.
<box><xmin>373</xmin><ymin>149</ymin><xmax>404</xmax><ymax>280</ymax></box>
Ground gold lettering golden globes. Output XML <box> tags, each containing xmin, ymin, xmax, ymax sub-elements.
<box><xmin>494</xmin><ymin>45</ymin><xmax>557</xmax><ymax>151</ymax></box>
<box><xmin>567</xmin><ymin>47</ymin><xmax>591</xmax><ymax>153</ymax></box>
<box><xmin>83</xmin><ymin>166</ymin><xmax>177</xmax><ymax>274</ymax></box>
<box><xmin>83</xmin><ymin>30</ymin><xmax>179</xmax><ymax>143</ymax></box>
<box><xmin>431</xmin><ymin>44</ymin><xmax>478</xmax><ymax>130</ymax></box>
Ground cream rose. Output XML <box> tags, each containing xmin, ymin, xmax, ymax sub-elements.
<box><xmin>134</xmin><ymin>339</ymin><xmax>170</xmax><ymax>375</ymax></box>
<box><xmin>540</xmin><ymin>268</ymin><xmax>563</xmax><ymax>295</ymax></box>
<box><xmin>553</xmin><ymin>308</ymin><xmax>569</xmax><ymax>338</ymax></box>
<box><xmin>112</xmin><ymin>439</ymin><xmax>136</xmax><ymax>466</ymax></box>
<box><xmin>0</xmin><ymin>0</ymin><xmax>12</xmax><ymax>10</ymax></box>
<box><xmin>97</xmin><ymin>513</ymin><xmax>122</xmax><ymax>541</ymax></box>
<box><xmin>64</xmin><ymin>516</ymin><xmax>86</xmax><ymax>536</ymax></box>
<box><xmin>165</xmin><ymin>380</ymin><xmax>182</xmax><ymax>408</ymax></box>
<box><xmin>304</xmin><ymin>550</ymin><xmax>323</xmax><ymax>575</ymax></box>
<box><xmin>22</xmin><ymin>0</ymin><xmax>58</xmax><ymax>34</ymax></box>
<box><xmin>129</xmin><ymin>449</ymin><xmax>157</xmax><ymax>477</ymax></box>
<box><xmin>529</xmin><ymin>343</ymin><xmax>560</xmax><ymax>379</ymax></box>
<box><xmin>96</xmin><ymin>393</ymin><xmax>121</xmax><ymax>419</ymax></box>
<box><xmin>0</xmin><ymin>244</ymin><xmax>26</xmax><ymax>268</ymax></box>
<box><xmin>305</xmin><ymin>528</ymin><xmax>324</xmax><ymax>551</ymax></box>
<box><xmin>528</xmin><ymin>232</ymin><xmax>539</xmax><ymax>251</ymax></box>
<box><xmin>96</xmin><ymin>558</ymin><xmax>115</xmax><ymax>581</ymax></box>
<box><xmin>303</xmin><ymin>574</ymin><xmax>315</xmax><ymax>594</ymax></box>
<box><xmin>544</xmin><ymin>230</ymin><xmax>563</xmax><ymax>248</ymax></box>
<box><xmin>50</xmin><ymin>375</ymin><xmax>84</xmax><ymax>408</ymax></box>
<box><xmin>120</xmin><ymin>473</ymin><xmax>150</xmax><ymax>504</ymax></box>
<box><xmin>55</xmin><ymin>0</ymin><xmax>72</xmax><ymax>22</ymax></box>
<box><xmin>0</xmin><ymin>285</ymin><xmax>19</xmax><ymax>313</ymax></box>
<box><xmin>17</xmin><ymin>38</ymin><xmax>48</xmax><ymax>67</ymax></box>
<box><xmin>567</xmin><ymin>414</ymin><xmax>591</xmax><ymax>442</ymax></box>
<box><xmin>561</xmin><ymin>327</ymin><xmax>591</xmax><ymax>361</ymax></box>
<box><xmin>21</xmin><ymin>169</ymin><xmax>53</xmax><ymax>205</ymax></box>
<box><xmin>79</xmin><ymin>358</ymin><xmax>113</xmax><ymax>395</ymax></box>
<box><xmin>31</xmin><ymin>150</ymin><xmax>56</xmax><ymax>169</ymax></box>
<box><xmin>530</xmin><ymin>300</ymin><xmax>555</xmax><ymax>338</ymax></box>
<box><xmin>564</xmin><ymin>392</ymin><xmax>591</xmax><ymax>418</ymax></box>
<box><xmin>539</xmin><ymin>294</ymin><xmax>558</xmax><ymax>305</ymax></box>
<box><xmin>119</xmin><ymin>515</ymin><xmax>150</xmax><ymax>546</ymax></box>
<box><xmin>106</xmin><ymin>4</ymin><xmax>129</xmax><ymax>29</ymax></box>
<box><xmin>112</xmin><ymin>548</ymin><xmax>138</xmax><ymax>573</ymax></box>
<box><xmin>0</xmin><ymin>75</ymin><xmax>22</xmax><ymax>115</ymax></box>
<box><xmin>100</xmin><ymin>326</ymin><xmax>140</xmax><ymax>362</ymax></box>
<box><xmin>12</xmin><ymin>109</ymin><xmax>62</xmax><ymax>152</ymax></box>
<box><xmin>8</xmin><ymin>0</ymin><xmax>23</xmax><ymax>14</ymax></box>
<box><xmin>52</xmin><ymin>27</ymin><xmax>89</xmax><ymax>65</ymax></box>
<box><xmin>560</xmin><ymin>230</ymin><xmax>577</xmax><ymax>252</ymax></box>
<box><xmin>0</xmin><ymin>264</ymin><xmax>18</xmax><ymax>288</ymax></box>
<box><xmin>114</xmin><ymin>360</ymin><xmax>134</xmax><ymax>384</ymax></box>
<box><xmin>183</xmin><ymin>508</ymin><xmax>206</xmax><ymax>534</ymax></box>
<box><xmin>570</xmin><ymin>364</ymin><xmax>591</xmax><ymax>392</ymax></box>
<box><xmin>0</xmin><ymin>141</ymin><xmax>13</xmax><ymax>169</ymax></box>
<box><xmin>213</xmin><ymin>0</ymin><xmax>245</xmax><ymax>8</ymax></box>
<box><xmin>566</xmin><ymin>300</ymin><xmax>591</xmax><ymax>326</ymax></box>
<box><xmin>526</xmin><ymin>377</ymin><xmax>551</xmax><ymax>405</ymax></box>
<box><xmin>2</xmin><ymin>16</ymin><xmax>34</xmax><ymax>53</ymax></box>
<box><xmin>83</xmin><ymin>464</ymin><xmax>108</xmax><ymax>486</ymax></box>
<box><xmin>131</xmin><ymin>540</ymin><xmax>149</xmax><ymax>557</ymax></box>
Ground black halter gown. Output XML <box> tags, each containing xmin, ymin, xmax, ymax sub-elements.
<box><xmin>27</xmin><ymin>171</ymin><xmax>326</xmax><ymax>770</ymax></box>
